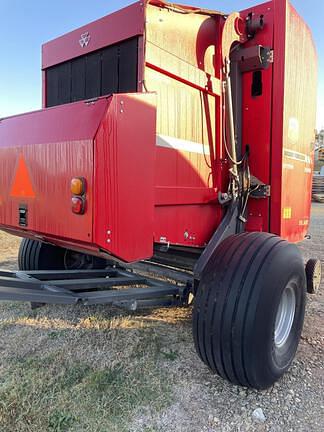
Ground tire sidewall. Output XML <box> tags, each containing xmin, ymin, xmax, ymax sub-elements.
<box><xmin>250</xmin><ymin>244</ymin><xmax>306</xmax><ymax>386</ymax></box>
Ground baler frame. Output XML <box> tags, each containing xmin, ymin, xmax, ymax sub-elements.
<box><xmin>0</xmin><ymin>264</ymin><xmax>192</xmax><ymax>309</ymax></box>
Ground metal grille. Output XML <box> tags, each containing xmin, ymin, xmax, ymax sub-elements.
<box><xmin>46</xmin><ymin>37</ymin><xmax>139</xmax><ymax>107</ymax></box>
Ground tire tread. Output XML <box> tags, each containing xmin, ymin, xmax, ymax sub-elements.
<box><xmin>193</xmin><ymin>232</ymin><xmax>305</xmax><ymax>389</ymax></box>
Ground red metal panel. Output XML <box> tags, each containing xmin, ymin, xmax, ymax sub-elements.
<box><xmin>239</xmin><ymin>1</ymin><xmax>273</xmax><ymax>234</ymax></box>
<box><xmin>145</xmin><ymin>3</ymin><xmax>223</xmax><ymax>247</ymax></box>
<box><xmin>0</xmin><ymin>99</ymin><xmax>109</xmax><ymax>243</ymax></box>
<box><xmin>42</xmin><ymin>71</ymin><xmax>46</xmax><ymax>109</ymax></box>
<box><xmin>0</xmin><ymin>100</ymin><xmax>108</xmax><ymax>146</ymax></box>
<box><xmin>270</xmin><ymin>0</ymin><xmax>317</xmax><ymax>242</ymax></box>
<box><xmin>94</xmin><ymin>93</ymin><xmax>157</xmax><ymax>262</ymax></box>
<box><xmin>42</xmin><ymin>2</ymin><xmax>145</xmax><ymax>69</ymax></box>
<box><xmin>154</xmin><ymin>204</ymin><xmax>220</xmax><ymax>247</ymax></box>
<box><xmin>137</xmin><ymin>35</ymin><xmax>145</xmax><ymax>91</ymax></box>
<box><xmin>270</xmin><ymin>0</ymin><xmax>287</xmax><ymax>237</ymax></box>
<box><xmin>153</xmin><ymin>144</ymin><xmax>221</xmax><ymax>246</ymax></box>
<box><xmin>145</xmin><ymin>3</ymin><xmax>220</xmax><ymax>156</ymax></box>
<box><xmin>239</xmin><ymin>0</ymin><xmax>316</xmax><ymax>242</ymax></box>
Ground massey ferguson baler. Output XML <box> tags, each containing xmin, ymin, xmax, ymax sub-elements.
<box><xmin>0</xmin><ymin>0</ymin><xmax>321</xmax><ymax>389</ymax></box>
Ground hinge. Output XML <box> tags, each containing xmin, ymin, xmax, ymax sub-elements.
<box><xmin>268</xmin><ymin>49</ymin><xmax>274</xmax><ymax>64</ymax></box>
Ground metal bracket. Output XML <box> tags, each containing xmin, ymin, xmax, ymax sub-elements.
<box><xmin>218</xmin><ymin>191</ymin><xmax>233</xmax><ymax>205</ymax></box>
<box><xmin>194</xmin><ymin>199</ymin><xmax>242</xmax><ymax>280</ymax></box>
<box><xmin>250</xmin><ymin>184</ymin><xmax>271</xmax><ymax>198</ymax></box>
<box><xmin>250</xmin><ymin>175</ymin><xmax>271</xmax><ymax>198</ymax></box>
<box><xmin>231</xmin><ymin>45</ymin><xmax>273</xmax><ymax>72</ymax></box>
<box><xmin>246</xmin><ymin>13</ymin><xmax>264</xmax><ymax>38</ymax></box>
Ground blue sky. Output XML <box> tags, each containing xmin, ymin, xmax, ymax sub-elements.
<box><xmin>1</xmin><ymin>0</ymin><xmax>323</xmax><ymax>128</ymax></box>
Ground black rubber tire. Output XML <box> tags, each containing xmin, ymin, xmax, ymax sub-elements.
<box><xmin>18</xmin><ymin>239</ymin><xmax>66</xmax><ymax>271</ymax></box>
<box><xmin>305</xmin><ymin>258</ymin><xmax>322</xmax><ymax>294</ymax></box>
<box><xmin>18</xmin><ymin>239</ymin><xmax>108</xmax><ymax>271</ymax></box>
<box><xmin>193</xmin><ymin>232</ymin><xmax>306</xmax><ymax>389</ymax></box>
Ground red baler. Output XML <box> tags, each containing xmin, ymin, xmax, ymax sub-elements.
<box><xmin>0</xmin><ymin>0</ymin><xmax>321</xmax><ymax>389</ymax></box>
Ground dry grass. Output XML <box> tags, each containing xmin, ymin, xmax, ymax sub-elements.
<box><xmin>0</xmin><ymin>233</ymin><xmax>191</xmax><ymax>431</ymax></box>
<box><xmin>0</xmin><ymin>335</ymin><xmax>173</xmax><ymax>432</ymax></box>
<box><xmin>0</xmin><ymin>301</ymin><xmax>186</xmax><ymax>431</ymax></box>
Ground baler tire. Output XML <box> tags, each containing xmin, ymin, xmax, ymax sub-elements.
<box><xmin>305</xmin><ymin>258</ymin><xmax>322</xmax><ymax>294</ymax></box>
<box><xmin>18</xmin><ymin>239</ymin><xmax>66</xmax><ymax>271</ymax></box>
<box><xmin>18</xmin><ymin>239</ymin><xmax>109</xmax><ymax>271</ymax></box>
<box><xmin>192</xmin><ymin>232</ymin><xmax>306</xmax><ymax>389</ymax></box>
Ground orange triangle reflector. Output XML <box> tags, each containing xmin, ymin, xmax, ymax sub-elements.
<box><xmin>10</xmin><ymin>156</ymin><xmax>36</xmax><ymax>198</ymax></box>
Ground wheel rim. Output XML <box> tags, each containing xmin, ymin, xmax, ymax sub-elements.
<box><xmin>274</xmin><ymin>283</ymin><xmax>296</xmax><ymax>348</ymax></box>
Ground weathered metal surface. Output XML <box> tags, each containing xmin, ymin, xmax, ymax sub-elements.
<box><xmin>270</xmin><ymin>0</ymin><xmax>317</xmax><ymax>242</ymax></box>
<box><xmin>93</xmin><ymin>93</ymin><xmax>157</xmax><ymax>262</ymax></box>
<box><xmin>42</xmin><ymin>2</ymin><xmax>145</xmax><ymax>69</ymax></box>
<box><xmin>0</xmin><ymin>99</ymin><xmax>108</xmax><ymax>243</ymax></box>
<box><xmin>145</xmin><ymin>2</ymin><xmax>223</xmax><ymax>247</ymax></box>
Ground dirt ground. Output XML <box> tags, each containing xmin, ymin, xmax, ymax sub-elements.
<box><xmin>0</xmin><ymin>205</ymin><xmax>323</xmax><ymax>432</ymax></box>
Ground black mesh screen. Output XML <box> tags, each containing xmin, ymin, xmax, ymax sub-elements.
<box><xmin>46</xmin><ymin>37</ymin><xmax>138</xmax><ymax>107</ymax></box>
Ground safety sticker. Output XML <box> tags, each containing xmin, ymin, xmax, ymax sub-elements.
<box><xmin>283</xmin><ymin>207</ymin><xmax>292</xmax><ymax>219</ymax></box>
<box><xmin>10</xmin><ymin>155</ymin><xmax>36</xmax><ymax>198</ymax></box>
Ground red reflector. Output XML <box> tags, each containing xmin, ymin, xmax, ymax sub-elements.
<box><xmin>71</xmin><ymin>196</ymin><xmax>85</xmax><ymax>214</ymax></box>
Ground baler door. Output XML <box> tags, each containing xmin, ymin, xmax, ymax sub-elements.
<box><xmin>94</xmin><ymin>93</ymin><xmax>157</xmax><ymax>262</ymax></box>
<box><xmin>0</xmin><ymin>99</ymin><xmax>109</xmax><ymax>243</ymax></box>
<box><xmin>270</xmin><ymin>1</ymin><xmax>317</xmax><ymax>242</ymax></box>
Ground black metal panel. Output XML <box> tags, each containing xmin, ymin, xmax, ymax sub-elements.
<box><xmin>119</xmin><ymin>38</ymin><xmax>138</xmax><ymax>92</ymax></box>
<box><xmin>46</xmin><ymin>67</ymin><xmax>59</xmax><ymax>108</ymax></box>
<box><xmin>46</xmin><ymin>37</ymin><xmax>138</xmax><ymax>107</ymax></box>
<box><xmin>85</xmin><ymin>51</ymin><xmax>101</xmax><ymax>99</ymax></box>
<box><xmin>101</xmin><ymin>45</ymin><xmax>119</xmax><ymax>95</ymax></box>
<box><xmin>47</xmin><ymin>62</ymin><xmax>71</xmax><ymax>107</ymax></box>
<box><xmin>58</xmin><ymin>62</ymin><xmax>72</xmax><ymax>105</ymax></box>
<box><xmin>252</xmin><ymin>70</ymin><xmax>263</xmax><ymax>97</ymax></box>
<box><xmin>71</xmin><ymin>57</ymin><xmax>86</xmax><ymax>102</ymax></box>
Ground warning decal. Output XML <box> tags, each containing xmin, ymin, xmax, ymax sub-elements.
<box><xmin>10</xmin><ymin>155</ymin><xmax>36</xmax><ymax>198</ymax></box>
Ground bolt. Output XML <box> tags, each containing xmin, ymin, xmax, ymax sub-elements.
<box><xmin>106</xmin><ymin>239</ymin><xmax>111</xmax><ymax>243</ymax></box>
